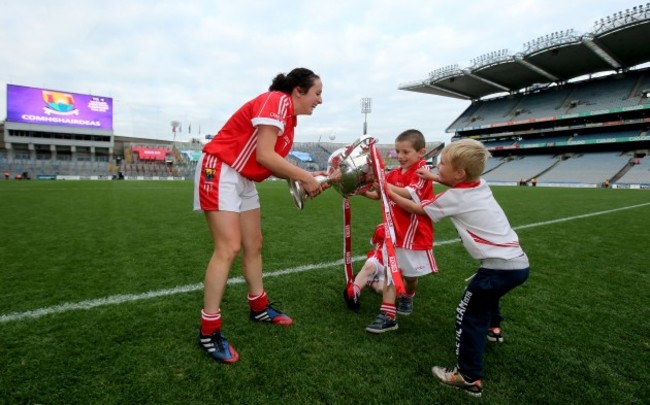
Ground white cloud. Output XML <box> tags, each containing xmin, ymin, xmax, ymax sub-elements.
<box><xmin>0</xmin><ymin>0</ymin><xmax>642</xmax><ymax>145</ymax></box>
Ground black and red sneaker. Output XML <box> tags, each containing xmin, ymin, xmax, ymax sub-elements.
<box><xmin>249</xmin><ymin>303</ymin><xmax>293</xmax><ymax>325</ymax></box>
<box><xmin>197</xmin><ymin>329</ymin><xmax>240</xmax><ymax>364</ymax></box>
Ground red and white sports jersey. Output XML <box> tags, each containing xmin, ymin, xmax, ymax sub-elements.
<box><xmin>367</xmin><ymin>224</ymin><xmax>386</xmax><ymax>264</ymax></box>
<box><xmin>386</xmin><ymin>160</ymin><xmax>434</xmax><ymax>250</ymax></box>
<box><xmin>203</xmin><ymin>91</ymin><xmax>297</xmax><ymax>182</ymax></box>
<box><xmin>422</xmin><ymin>179</ymin><xmax>525</xmax><ymax>260</ymax></box>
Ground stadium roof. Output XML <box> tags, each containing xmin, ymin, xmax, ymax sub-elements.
<box><xmin>399</xmin><ymin>5</ymin><xmax>650</xmax><ymax>100</ymax></box>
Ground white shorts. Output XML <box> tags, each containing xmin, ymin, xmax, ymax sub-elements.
<box><xmin>193</xmin><ymin>153</ymin><xmax>260</xmax><ymax>212</ymax></box>
<box><xmin>383</xmin><ymin>247</ymin><xmax>438</xmax><ymax>278</ymax></box>
<box><xmin>365</xmin><ymin>257</ymin><xmax>385</xmax><ymax>284</ymax></box>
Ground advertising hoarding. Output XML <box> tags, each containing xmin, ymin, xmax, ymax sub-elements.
<box><xmin>6</xmin><ymin>84</ymin><xmax>113</xmax><ymax>130</ymax></box>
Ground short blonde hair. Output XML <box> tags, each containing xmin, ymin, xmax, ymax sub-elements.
<box><xmin>442</xmin><ymin>139</ymin><xmax>491</xmax><ymax>181</ymax></box>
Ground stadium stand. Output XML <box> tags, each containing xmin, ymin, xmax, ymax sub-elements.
<box><xmin>483</xmin><ymin>155</ymin><xmax>559</xmax><ymax>183</ymax></box>
<box><xmin>400</xmin><ymin>5</ymin><xmax>650</xmax><ymax>189</ymax></box>
<box><xmin>617</xmin><ymin>153</ymin><xmax>650</xmax><ymax>184</ymax></box>
<box><xmin>537</xmin><ymin>152</ymin><xmax>633</xmax><ymax>185</ymax></box>
<box><xmin>483</xmin><ymin>156</ymin><xmax>506</xmax><ymax>173</ymax></box>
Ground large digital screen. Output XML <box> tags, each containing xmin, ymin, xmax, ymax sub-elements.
<box><xmin>6</xmin><ymin>84</ymin><xmax>113</xmax><ymax>130</ymax></box>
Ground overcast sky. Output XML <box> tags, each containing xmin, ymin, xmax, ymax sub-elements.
<box><xmin>0</xmin><ymin>0</ymin><xmax>644</xmax><ymax>145</ymax></box>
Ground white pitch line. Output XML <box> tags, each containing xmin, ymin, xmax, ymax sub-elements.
<box><xmin>1</xmin><ymin>201</ymin><xmax>649</xmax><ymax>324</ymax></box>
<box><xmin>511</xmin><ymin>202</ymin><xmax>650</xmax><ymax>230</ymax></box>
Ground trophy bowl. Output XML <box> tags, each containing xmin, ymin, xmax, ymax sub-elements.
<box><xmin>288</xmin><ymin>135</ymin><xmax>376</xmax><ymax>210</ymax></box>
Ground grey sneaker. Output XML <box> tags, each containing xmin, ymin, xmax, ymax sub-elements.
<box><xmin>432</xmin><ymin>366</ymin><xmax>482</xmax><ymax>397</ymax></box>
<box><xmin>365</xmin><ymin>312</ymin><xmax>398</xmax><ymax>334</ymax></box>
<box><xmin>396</xmin><ymin>294</ymin><xmax>414</xmax><ymax>316</ymax></box>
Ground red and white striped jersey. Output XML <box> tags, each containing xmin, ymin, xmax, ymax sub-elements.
<box><xmin>386</xmin><ymin>160</ymin><xmax>434</xmax><ymax>250</ymax></box>
<box><xmin>422</xmin><ymin>179</ymin><xmax>524</xmax><ymax>260</ymax></box>
<box><xmin>367</xmin><ymin>224</ymin><xmax>386</xmax><ymax>264</ymax></box>
<box><xmin>203</xmin><ymin>91</ymin><xmax>296</xmax><ymax>182</ymax></box>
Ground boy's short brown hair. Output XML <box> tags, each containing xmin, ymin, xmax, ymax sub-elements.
<box><xmin>395</xmin><ymin>129</ymin><xmax>426</xmax><ymax>151</ymax></box>
<box><xmin>443</xmin><ymin>139</ymin><xmax>491</xmax><ymax>182</ymax></box>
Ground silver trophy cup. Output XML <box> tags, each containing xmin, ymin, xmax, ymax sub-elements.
<box><xmin>288</xmin><ymin>135</ymin><xmax>376</xmax><ymax>210</ymax></box>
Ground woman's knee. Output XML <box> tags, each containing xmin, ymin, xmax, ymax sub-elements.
<box><xmin>243</xmin><ymin>232</ymin><xmax>263</xmax><ymax>255</ymax></box>
<box><xmin>214</xmin><ymin>240</ymin><xmax>241</xmax><ymax>262</ymax></box>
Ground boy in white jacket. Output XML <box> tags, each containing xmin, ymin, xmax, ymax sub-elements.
<box><xmin>386</xmin><ymin>138</ymin><xmax>530</xmax><ymax>398</ymax></box>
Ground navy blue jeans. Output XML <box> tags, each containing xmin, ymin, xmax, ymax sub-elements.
<box><xmin>455</xmin><ymin>267</ymin><xmax>530</xmax><ymax>381</ymax></box>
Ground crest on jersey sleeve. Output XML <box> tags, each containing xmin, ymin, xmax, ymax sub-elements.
<box><xmin>203</xmin><ymin>167</ymin><xmax>215</xmax><ymax>181</ymax></box>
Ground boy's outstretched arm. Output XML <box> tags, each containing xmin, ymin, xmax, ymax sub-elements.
<box><xmin>416</xmin><ymin>167</ymin><xmax>443</xmax><ymax>184</ymax></box>
<box><xmin>386</xmin><ymin>183</ymin><xmax>412</xmax><ymax>199</ymax></box>
<box><xmin>386</xmin><ymin>186</ymin><xmax>426</xmax><ymax>215</ymax></box>
<box><xmin>361</xmin><ymin>189</ymin><xmax>380</xmax><ymax>200</ymax></box>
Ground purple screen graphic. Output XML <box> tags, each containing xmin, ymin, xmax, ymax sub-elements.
<box><xmin>6</xmin><ymin>84</ymin><xmax>113</xmax><ymax>130</ymax></box>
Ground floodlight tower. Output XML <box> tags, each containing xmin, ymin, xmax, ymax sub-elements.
<box><xmin>361</xmin><ymin>97</ymin><xmax>372</xmax><ymax>135</ymax></box>
<box><xmin>171</xmin><ymin>120</ymin><xmax>180</xmax><ymax>146</ymax></box>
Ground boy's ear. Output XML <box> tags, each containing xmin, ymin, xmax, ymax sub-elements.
<box><xmin>418</xmin><ymin>148</ymin><xmax>427</xmax><ymax>157</ymax></box>
<box><xmin>455</xmin><ymin>168</ymin><xmax>467</xmax><ymax>181</ymax></box>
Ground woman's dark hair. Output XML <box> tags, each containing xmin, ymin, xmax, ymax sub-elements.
<box><xmin>269</xmin><ymin>68</ymin><xmax>320</xmax><ymax>94</ymax></box>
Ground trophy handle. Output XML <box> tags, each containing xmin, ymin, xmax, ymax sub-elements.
<box><xmin>288</xmin><ymin>175</ymin><xmax>329</xmax><ymax>210</ymax></box>
<box><xmin>341</xmin><ymin>135</ymin><xmax>375</xmax><ymax>160</ymax></box>
<box><xmin>288</xmin><ymin>178</ymin><xmax>305</xmax><ymax>210</ymax></box>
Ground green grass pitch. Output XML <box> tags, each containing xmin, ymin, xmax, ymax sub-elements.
<box><xmin>0</xmin><ymin>180</ymin><xmax>648</xmax><ymax>404</ymax></box>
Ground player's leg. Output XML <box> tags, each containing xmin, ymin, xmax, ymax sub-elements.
<box><xmin>437</xmin><ymin>268</ymin><xmax>528</xmax><ymax>389</ymax></box>
<box><xmin>199</xmin><ymin>210</ymin><xmax>242</xmax><ymax>363</ymax></box>
<box><xmin>354</xmin><ymin>260</ymin><xmax>376</xmax><ymax>289</ymax></box>
<box><xmin>346</xmin><ymin>257</ymin><xmax>385</xmax><ymax>309</ymax></box>
<box><xmin>397</xmin><ymin>276</ymin><xmax>417</xmax><ymax>316</ymax></box>
<box><xmin>455</xmin><ymin>272</ymin><xmax>492</xmax><ymax>383</ymax></box>
<box><xmin>204</xmin><ymin>210</ymin><xmax>242</xmax><ymax>312</ymax></box>
<box><xmin>404</xmin><ymin>276</ymin><xmax>418</xmax><ymax>295</ymax></box>
<box><xmin>432</xmin><ymin>271</ymin><xmax>488</xmax><ymax>395</ymax></box>
<box><xmin>240</xmin><ymin>207</ymin><xmax>292</xmax><ymax>326</ymax></box>
<box><xmin>366</xmin><ymin>274</ymin><xmax>398</xmax><ymax>333</ymax></box>
<box><xmin>239</xmin><ymin>207</ymin><xmax>263</xmax><ymax>296</ymax></box>
<box><xmin>486</xmin><ymin>267</ymin><xmax>529</xmax><ymax>343</ymax></box>
<box><xmin>344</xmin><ymin>260</ymin><xmax>373</xmax><ymax>310</ymax></box>
<box><xmin>396</xmin><ymin>249</ymin><xmax>436</xmax><ymax>316</ymax></box>
<box><xmin>487</xmin><ymin>307</ymin><xmax>504</xmax><ymax>343</ymax></box>
<box><xmin>194</xmin><ymin>158</ymin><xmax>247</xmax><ymax>363</ymax></box>
<box><xmin>369</xmin><ymin>259</ymin><xmax>386</xmax><ymax>294</ymax></box>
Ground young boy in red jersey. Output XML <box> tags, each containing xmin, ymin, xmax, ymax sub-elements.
<box><xmin>361</xmin><ymin>129</ymin><xmax>437</xmax><ymax>333</ymax></box>
<box><xmin>344</xmin><ymin>223</ymin><xmax>387</xmax><ymax>310</ymax></box>
<box><xmin>387</xmin><ymin>138</ymin><xmax>530</xmax><ymax>397</ymax></box>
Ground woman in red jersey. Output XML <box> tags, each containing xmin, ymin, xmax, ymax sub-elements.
<box><xmin>194</xmin><ymin>68</ymin><xmax>324</xmax><ymax>364</ymax></box>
